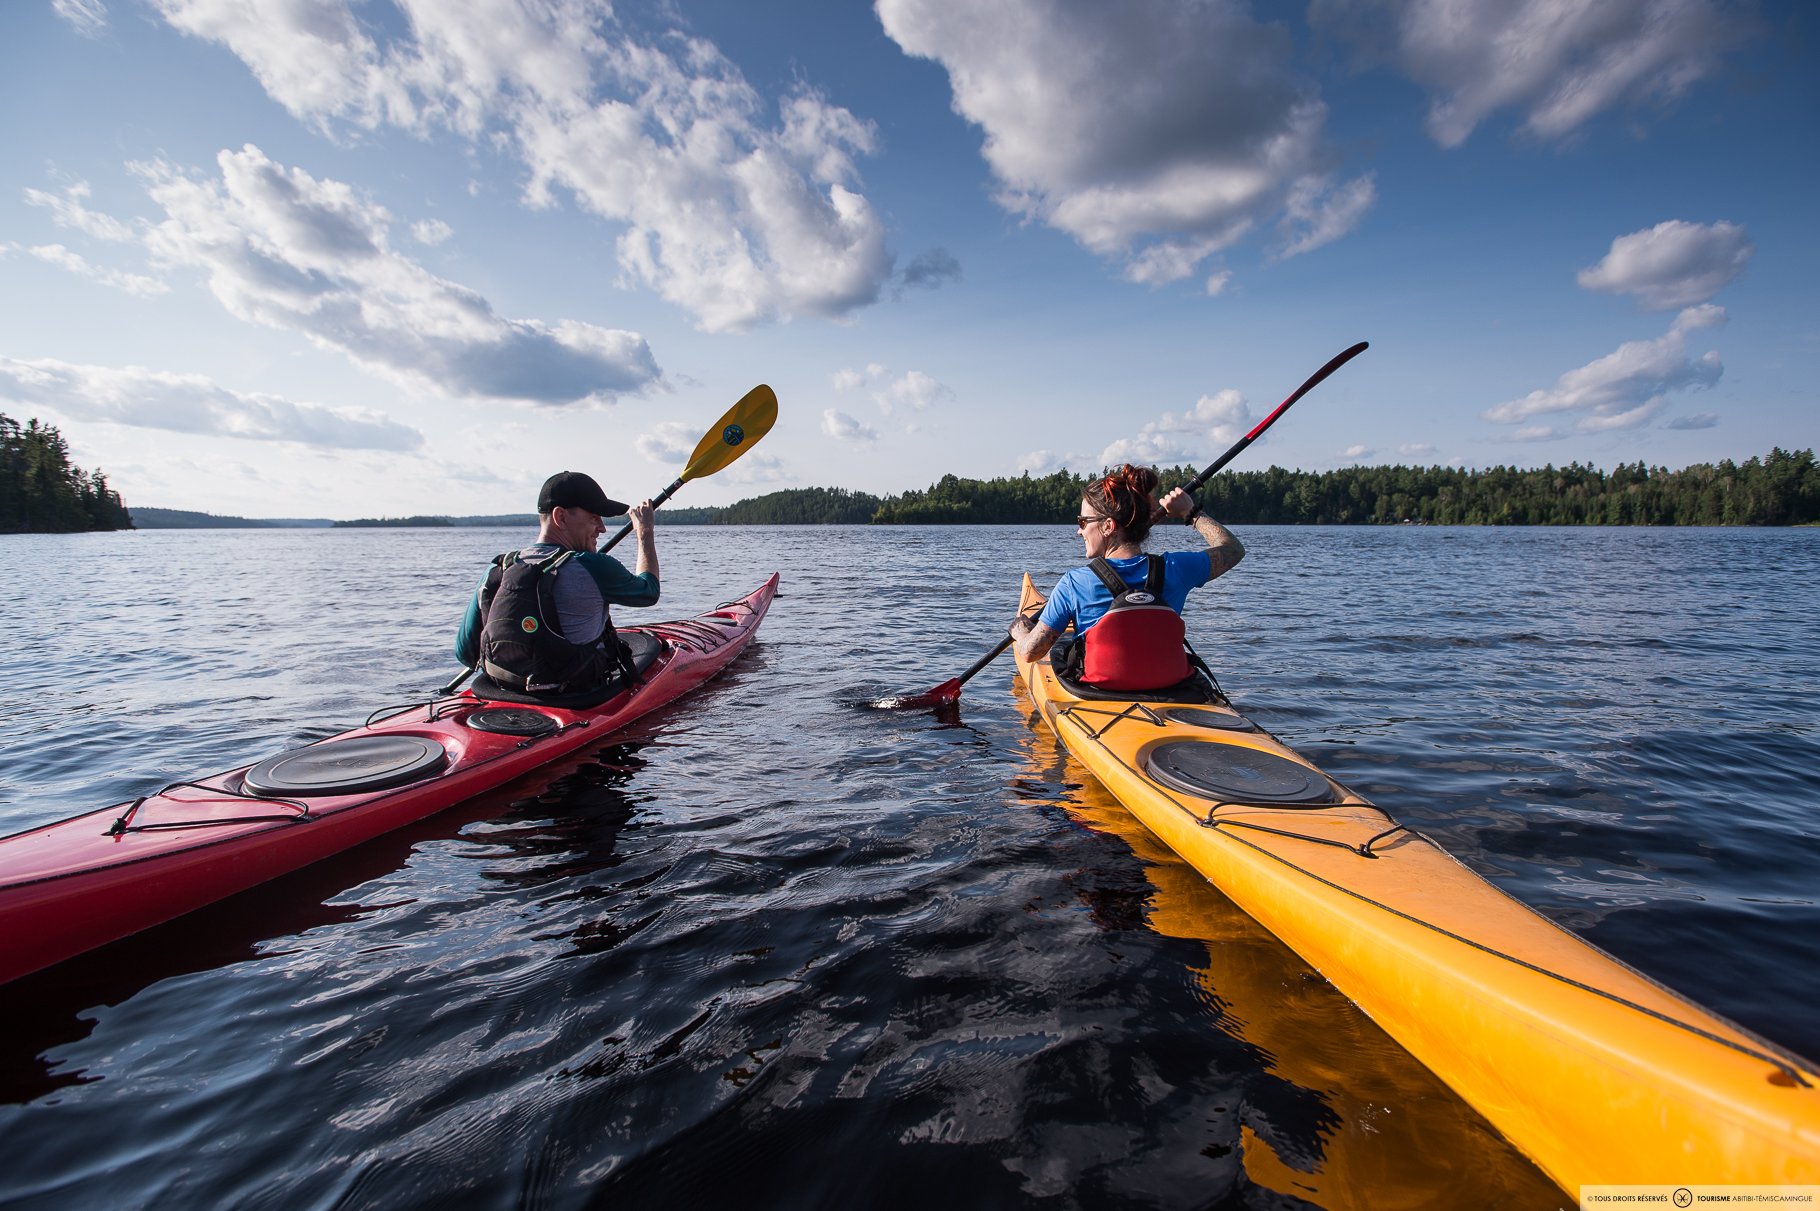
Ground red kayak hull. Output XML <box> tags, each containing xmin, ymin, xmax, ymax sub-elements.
<box><xmin>0</xmin><ymin>574</ymin><xmax>779</xmax><ymax>985</ymax></box>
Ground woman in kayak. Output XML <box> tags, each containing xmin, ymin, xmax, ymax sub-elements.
<box><xmin>1009</xmin><ymin>464</ymin><xmax>1245</xmax><ymax>691</ymax></box>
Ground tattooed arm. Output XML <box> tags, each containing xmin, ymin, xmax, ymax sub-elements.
<box><xmin>1158</xmin><ymin>487</ymin><xmax>1244</xmax><ymax>581</ymax></box>
<box><xmin>1010</xmin><ymin>614</ymin><xmax>1061</xmax><ymax>663</ymax></box>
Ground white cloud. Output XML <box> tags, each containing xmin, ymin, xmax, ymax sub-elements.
<box><xmin>0</xmin><ymin>355</ymin><xmax>424</xmax><ymax>451</ymax></box>
<box><xmin>722</xmin><ymin>451</ymin><xmax>788</xmax><ymax>484</ymax></box>
<box><xmin>24</xmin><ymin>181</ymin><xmax>136</xmax><ymax>242</ymax></box>
<box><xmin>877</xmin><ymin>0</ymin><xmax>1372</xmax><ymax>283</ymax></box>
<box><xmin>1101</xmin><ymin>388</ymin><xmax>1252</xmax><ymax>467</ymax></box>
<box><xmin>1015</xmin><ymin>449</ymin><xmax>1069</xmax><ymax>475</ymax></box>
<box><xmin>1503</xmin><ymin>424</ymin><xmax>1565</xmax><ymax>443</ymax></box>
<box><xmin>635</xmin><ymin>420</ymin><xmax>698</xmax><ymax>464</ymax></box>
<box><xmin>411</xmin><ymin>218</ymin><xmax>453</xmax><ymax>246</ymax></box>
<box><xmin>1312</xmin><ymin>0</ymin><xmax>1746</xmax><ymax>148</ymax></box>
<box><xmin>1341</xmin><ymin>444</ymin><xmax>1376</xmax><ymax>460</ymax></box>
<box><xmin>1483</xmin><ymin>305</ymin><xmax>1725</xmax><ymax>433</ymax></box>
<box><xmin>1278</xmin><ymin>174</ymin><xmax>1378</xmax><ymax>258</ymax></box>
<box><xmin>23</xmin><ymin>243</ymin><xmax>168</xmax><ymax>297</ymax></box>
<box><xmin>53</xmin><ymin>0</ymin><xmax>109</xmax><ymax>37</ymax></box>
<box><xmin>822</xmin><ymin>408</ymin><xmax>878</xmax><ymax>442</ymax></box>
<box><xmin>1665</xmin><ymin>412</ymin><xmax>1718</xmax><ymax>430</ymax></box>
<box><xmin>153</xmin><ymin>0</ymin><xmax>892</xmax><ymax>332</ymax></box>
<box><xmin>898</xmin><ymin>248</ymin><xmax>962</xmax><ymax>291</ymax></box>
<box><xmin>1400</xmin><ymin>442</ymin><xmax>1438</xmax><ymax>457</ymax></box>
<box><xmin>1577</xmin><ymin>219</ymin><xmax>1751</xmax><ymax>310</ymax></box>
<box><xmin>133</xmin><ymin>145</ymin><xmax>659</xmax><ymax>404</ymax></box>
<box><xmin>873</xmin><ymin>369</ymin><xmax>950</xmax><ymax>416</ymax></box>
<box><xmin>831</xmin><ymin>367</ymin><xmax>865</xmax><ymax>391</ymax></box>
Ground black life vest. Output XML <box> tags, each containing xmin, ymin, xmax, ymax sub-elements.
<box><xmin>1079</xmin><ymin>555</ymin><xmax>1189</xmax><ymax>691</ymax></box>
<box><xmin>477</xmin><ymin>550</ymin><xmax>633</xmax><ymax>695</ymax></box>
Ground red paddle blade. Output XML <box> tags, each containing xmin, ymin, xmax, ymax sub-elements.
<box><xmin>871</xmin><ymin>679</ymin><xmax>962</xmax><ymax>710</ymax></box>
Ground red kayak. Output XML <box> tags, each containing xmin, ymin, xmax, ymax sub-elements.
<box><xmin>0</xmin><ymin>574</ymin><xmax>779</xmax><ymax>986</ymax></box>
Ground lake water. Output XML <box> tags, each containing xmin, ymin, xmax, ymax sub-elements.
<box><xmin>1</xmin><ymin>524</ymin><xmax>1815</xmax><ymax>1209</ymax></box>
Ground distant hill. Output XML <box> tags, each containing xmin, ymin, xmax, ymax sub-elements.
<box><xmin>130</xmin><ymin>508</ymin><xmax>330</xmax><ymax>529</ymax></box>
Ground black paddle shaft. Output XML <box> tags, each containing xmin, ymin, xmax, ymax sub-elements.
<box><xmin>601</xmin><ymin>474</ymin><xmax>686</xmax><ymax>553</ymax></box>
<box><xmin>1182</xmin><ymin>341</ymin><xmax>1369</xmax><ymax>498</ymax></box>
<box><xmin>891</xmin><ymin>341</ymin><xmax>1369</xmax><ymax>710</ymax></box>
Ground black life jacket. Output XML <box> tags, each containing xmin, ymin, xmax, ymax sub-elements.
<box><xmin>1078</xmin><ymin>555</ymin><xmax>1189</xmax><ymax>691</ymax></box>
<box><xmin>477</xmin><ymin>550</ymin><xmax>633</xmax><ymax>695</ymax></box>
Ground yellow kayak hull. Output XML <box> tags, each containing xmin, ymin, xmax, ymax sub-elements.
<box><xmin>1014</xmin><ymin>574</ymin><xmax>1820</xmax><ymax>1192</ymax></box>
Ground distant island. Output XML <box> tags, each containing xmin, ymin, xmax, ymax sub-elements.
<box><xmin>115</xmin><ymin>446</ymin><xmax>1819</xmax><ymax>530</ymax></box>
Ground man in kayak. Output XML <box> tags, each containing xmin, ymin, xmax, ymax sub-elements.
<box><xmin>455</xmin><ymin>471</ymin><xmax>659</xmax><ymax>697</ymax></box>
<box><xmin>1008</xmin><ymin>464</ymin><xmax>1244</xmax><ymax>692</ymax></box>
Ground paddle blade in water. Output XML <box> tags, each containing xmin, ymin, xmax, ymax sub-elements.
<box><xmin>869</xmin><ymin>679</ymin><xmax>961</xmax><ymax>710</ymax></box>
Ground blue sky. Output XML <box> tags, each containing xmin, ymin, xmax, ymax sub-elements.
<box><xmin>1</xmin><ymin>0</ymin><xmax>1814</xmax><ymax>518</ymax></box>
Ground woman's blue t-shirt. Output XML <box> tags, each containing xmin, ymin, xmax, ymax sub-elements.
<box><xmin>1038</xmin><ymin>551</ymin><xmax>1213</xmax><ymax>635</ymax></box>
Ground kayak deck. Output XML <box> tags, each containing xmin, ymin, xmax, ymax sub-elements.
<box><xmin>1013</xmin><ymin>574</ymin><xmax>1820</xmax><ymax>1191</ymax></box>
<box><xmin>0</xmin><ymin>575</ymin><xmax>779</xmax><ymax>986</ymax></box>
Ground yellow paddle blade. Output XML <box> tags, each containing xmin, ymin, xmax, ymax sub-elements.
<box><xmin>681</xmin><ymin>384</ymin><xmax>778</xmax><ymax>481</ymax></box>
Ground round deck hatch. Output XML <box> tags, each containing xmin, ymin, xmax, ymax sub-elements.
<box><xmin>244</xmin><ymin>735</ymin><xmax>447</xmax><ymax>797</ymax></box>
<box><xmin>1146</xmin><ymin>741</ymin><xmax>1338</xmax><ymax>805</ymax></box>
<box><xmin>465</xmin><ymin>707</ymin><xmax>560</xmax><ymax>737</ymax></box>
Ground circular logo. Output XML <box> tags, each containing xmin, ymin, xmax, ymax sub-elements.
<box><xmin>1127</xmin><ymin>591</ymin><xmax>1156</xmax><ymax>604</ymax></box>
<box><xmin>520</xmin><ymin>616</ymin><xmax>540</xmax><ymax>634</ymax></box>
<box><xmin>723</xmin><ymin>423</ymin><xmax>745</xmax><ymax>446</ymax></box>
<box><xmin>1673</xmin><ymin>1191</ymin><xmax>1692</xmax><ymax>1209</ymax></box>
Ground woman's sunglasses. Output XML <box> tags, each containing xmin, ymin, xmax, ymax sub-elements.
<box><xmin>1076</xmin><ymin>514</ymin><xmax>1106</xmax><ymax>530</ymax></box>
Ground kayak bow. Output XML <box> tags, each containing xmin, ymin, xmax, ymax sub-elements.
<box><xmin>1012</xmin><ymin>574</ymin><xmax>1820</xmax><ymax>1192</ymax></box>
<box><xmin>0</xmin><ymin>574</ymin><xmax>779</xmax><ymax>986</ymax></box>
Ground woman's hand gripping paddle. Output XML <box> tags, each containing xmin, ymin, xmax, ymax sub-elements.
<box><xmin>439</xmin><ymin>385</ymin><xmax>779</xmax><ymax>695</ymax></box>
<box><xmin>878</xmin><ymin>342</ymin><xmax>1368</xmax><ymax>710</ymax></box>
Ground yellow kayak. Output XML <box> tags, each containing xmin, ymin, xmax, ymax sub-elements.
<box><xmin>1013</xmin><ymin>574</ymin><xmax>1820</xmax><ymax>1193</ymax></box>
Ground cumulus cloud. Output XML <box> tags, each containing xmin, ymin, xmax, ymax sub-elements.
<box><xmin>635</xmin><ymin>420</ymin><xmax>699</xmax><ymax>464</ymax></box>
<box><xmin>822</xmin><ymin>408</ymin><xmax>878</xmax><ymax>442</ymax></box>
<box><xmin>1311</xmin><ymin>0</ymin><xmax>1747</xmax><ymax>147</ymax></box>
<box><xmin>723</xmin><ymin>451</ymin><xmax>788</xmax><ymax>484</ymax></box>
<box><xmin>897</xmin><ymin>247</ymin><xmax>963</xmax><ymax>292</ymax></box>
<box><xmin>1101</xmin><ymin>388</ymin><xmax>1253</xmax><ymax>467</ymax></box>
<box><xmin>1278</xmin><ymin>174</ymin><xmax>1378</xmax><ymax>257</ymax></box>
<box><xmin>877</xmin><ymin>0</ymin><xmax>1372</xmax><ymax>283</ymax></box>
<box><xmin>53</xmin><ymin>0</ymin><xmax>109</xmax><ymax>37</ymax></box>
<box><xmin>411</xmin><ymin>218</ymin><xmax>453</xmax><ymax>245</ymax></box>
<box><xmin>1483</xmin><ymin>305</ymin><xmax>1725</xmax><ymax>434</ymax></box>
<box><xmin>874</xmin><ymin>369</ymin><xmax>951</xmax><ymax>416</ymax></box>
<box><xmin>1577</xmin><ymin>219</ymin><xmax>1751</xmax><ymax>310</ymax></box>
<box><xmin>0</xmin><ymin>355</ymin><xmax>424</xmax><ymax>450</ymax></box>
<box><xmin>18</xmin><ymin>243</ymin><xmax>168</xmax><ymax>297</ymax></box>
<box><xmin>24</xmin><ymin>181</ymin><xmax>136</xmax><ymax>242</ymax></box>
<box><xmin>1016</xmin><ymin>449</ymin><xmax>1070</xmax><ymax>475</ymax></box>
<box><xmin>831</xmin><ymin>367</ymin><xmax>865</xmax><ymax>392</ymax></box>
<box><xmin>153</xmin><ymin>0</ymin><xmax>892</xmax><ymax>331</ymax></box>
<box><xmin>133</xmin><ymin>145</ymin><xmax>658</xmax><ymax>404</ymax></box>
<box><xmin>1341</xmin><ymin>444</ymin><xmax>1376</xmax><ymax>460</ymax></box>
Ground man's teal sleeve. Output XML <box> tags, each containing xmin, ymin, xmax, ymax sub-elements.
<box><xmin>578</xmin><ymin>552</ymin><xmax>659</xmax><ymax>607</ymax></box>
<box><xmin>454</xmin><ymin>575</ymin><xmax>487</xmax><ymax>665</ymax></box>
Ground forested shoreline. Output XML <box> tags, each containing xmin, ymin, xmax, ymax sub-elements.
<box><xmin>78</xmin><ymin>446</ymin><xmax>1820</xmax><ymax>531</ymax></box>
<box><xmin>0</xmin><ymin>415</ymin><xmax>132</xmax><ymax>533</ymax></box>
<box><xmin>725</xmin><ymin>448</ymin><xmax>1820</xmax><ymax>527</ymax></box>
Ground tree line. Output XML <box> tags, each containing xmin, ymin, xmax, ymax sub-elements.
<box><xmin>687</xmin><ymin>448</ymin><xmax>1820</xmax><ymax>527</ymax></box>
<box><xmin>0</xmin><ymin>414</ymin><xmax>133</xmax><ymax>533</ymax></box>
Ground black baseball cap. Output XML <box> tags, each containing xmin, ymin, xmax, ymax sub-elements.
<box><xmin>537</xmin><ymin>471</ymin><xmax>627</xmax><ymax>517</ymax></box>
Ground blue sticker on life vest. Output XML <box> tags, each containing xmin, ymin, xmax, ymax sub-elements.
<box><xmin>723</xmin><ymin>424</ymin><xmax>745</xmax><ymax>446</ymax></box>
